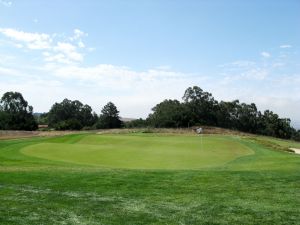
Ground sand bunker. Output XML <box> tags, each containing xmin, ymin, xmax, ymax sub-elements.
<box><xmin>289</xmin><ymin>148</ymin><xmax>300</xmax><ymax>154</ymax></box>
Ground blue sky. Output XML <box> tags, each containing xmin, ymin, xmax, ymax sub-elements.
<box><xmin>0</xmin><ymin>0</ymin><xmax>300</xmax><ymax>128</ymax></box>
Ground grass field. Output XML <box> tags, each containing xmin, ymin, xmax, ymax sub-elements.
<box><xmin>0</xmin><ymin>132</ymin><xmax>299</xmax><ymax>224</ymax></box>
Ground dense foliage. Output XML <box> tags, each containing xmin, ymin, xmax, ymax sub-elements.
<box><xmin>96</xmin><ymin>102</ymin><xmax>122</xmax><ymax>129</ymax></box>
<box><xmin>47</xmin><ymin>99</ymin><xmax>98</xmax><ymax>130</ymax></box>
<box><xmin>124</xmin><ymin>118</ymin><xmax>148</xmax><ymax>128</ymax></box>
<box><xmin>147</xmin><ymin>86</ymin><xmax>300</xmax><ymax>140</ymax></box>
<box><xmin>147</xmin><ymin>100</ymin><xmax>189</xmax><ymax>128</ymax></box>
<box><xmin>1</xmin><ymin>89</ymin><xmax>299</xmax><ymax>140</ymax></box>
<box><xmin>0</xmin><ymin>92</ymin><xmax>37</xmax><ymax>130</ymax></box>
<box><xmin>34</xmin><ymin>113</ymin><xmax>49</xmax><ymax>125</ymax></box>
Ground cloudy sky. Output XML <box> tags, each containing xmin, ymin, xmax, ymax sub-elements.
<box><xmin>0</xmin><ymin>0</ymin><xmax>299</xmax><ymax>128</ymax></box>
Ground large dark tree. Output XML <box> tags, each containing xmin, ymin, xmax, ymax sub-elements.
<box><xmin>215</xmin><ymin>100</ymin><xmax>240</xmax><ymax>128</ymax></box>
<box><xmin>148</xmin><ymin>99</ymin><xmax>189</xmax><ymax>128</ymax></box>
<box><xmin>48</xmin><ymin>99</ymin><xmax>97</xmax><ymax>130</ymax></box>
<box><xmin>182</xmin><ymin>86</ymin><xmax>218</xmax><ymax>126</ymax></box>
<box><xmin>96</xmin><ymin>102</ymin><xmax>121</xmax><ymax>129</ymax></box>
<box><xmin>258</xmin><ymin>110</ymin><xmax>294</xmax><ymax>139</ymax></box>
<box><xmin>0</xmin><ymin>92</ymin><xmax>37</xmax><ymax>130</ymax></box>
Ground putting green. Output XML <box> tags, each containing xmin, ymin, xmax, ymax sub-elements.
<box><xmin>20</xmin><ymin>134</ymin><xmax>253</xmax><ymax>169</ymax></box>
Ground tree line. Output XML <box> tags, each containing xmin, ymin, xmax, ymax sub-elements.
<box><xmin>144</xmin><ymin>86</ymin><xmax>300</xmax><ymax>140</ymax></box>
<box><xmin>0</xmin><ymin>92</ymin><xmax>121</xmax><ymax>131</ymax></box>
<box><xmin>0</xmin><ymin>87</ymin><xmax>299</xmax><ymax>141</ymax></box>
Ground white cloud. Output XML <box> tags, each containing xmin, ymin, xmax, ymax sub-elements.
<box><xmin>69</xmin><ymin>29</ymin><xmax>88</xmax><ymax>48</ymax></box>
<box><xmin>53</xmin><ymin>42</ymin><xmax>83</xmax><ymax>62</ymax></box>
<box><xmin>0</xmin><ymin>0</ymin><xmax>12</xmax><ymax>7</ymax></box>
<box><xmin>44</xmin><ymin>53</ymin><xmax>73</xmax><ymax>64</ymax></box>
<box><xmin>0</xmin><ymin>63</ymin><xmax>207</xmax><ymax>118</ymax></box>
<box><xmin>241</xmin><ymin>68</ymin><xmax>268</xmax><ymax>80</ymax></box>
<box><xmin>261</xmin><ymin>51</ymin><xmax>271</xmax><ymax>58</ymax></box>
<box><xmin>280</xmin><ymin>44</ymin><xmax>292</xmax><ymax>48</ymax></box>
<box><xmin>218</xmin><ymin>60</ymin><xmax>256</xmax><ymax>70</ymax></box>
<box><xmin>155</xmin><ymin>65</ymin><xmax>172</xmax><ymax>70</ymax></box>
<box><xmin>0</xmin><ymin>28</ymin><xmax>52</xmax><ymax>49</ymax></box>
<box><xmin>0</xmin><ymin>66</ymin><xmax>22</xmax><ymax>76</ymax></box>
<box><xmin>78</xmin><ymin>41</ymin><xmax>85</xmax><ymax>48</ymax></box>
<box><xmin>219</xmin><ymin>58</ymin><xmax>269</xmax><ymax>81</ymax></box>
<box><xmin>72</xmin><ymin>29</ymin><xmax>87</xmax><ymax>40</ymax></box>
<box><xmin>50</xmin><ymin>64</ymin><xmax>191</xmax><ymax>90</ymax></box>
<box><xmin>0</xmin><ymin>27</ymin><xmax>86</xmax><ymax>64</ymax></box>
<box><xmin>0</xmin><ymin>54</ymin><xmax>15</xmax><ymax>63</ymax></box>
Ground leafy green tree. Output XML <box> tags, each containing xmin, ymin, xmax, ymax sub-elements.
<box><xmin>215</xmin><ymin>100</ymin><xmax>240</xmax><ymax>129</ymax></box>
<box><xmin>292</xmin><ymin>129</ymin><xmax>300</xmax><ymax>141</ymax></box>
<box><xmin>258</xmin><ymin>110</ymin><xmax>294</xmax><ymax>138</ymax></box>
<box><xmin>48</xmin><ymin>99</ymin><xmax>97</xmax><ymax>130</ymax></box>
<box><xmin>236</xmin><ymin>103</ymin><xmax>259</xmax><ymax>133</ymax></box>
<box><xmin>182</xmin><ymin>86</ymin><xmax>218</xmax><ymax>126</ymax></box>
<box><xmin>0</xmin><ymin>110</ymin><xmax>9</xmax><ymax>129</ymax></box>
<box><xmin>96</xmin><ymin>102</ymin><xmax>122</xmax><ymax>129</ymax></box>
<box><xmin>148</xmin><ymin>99</ymin><xmax>189</xmax><ymax>128</ymax></box>
<box><xmin>0</xmin><ymin>92</ymin><xmax>37</xmax><ymax>130</ymax></box>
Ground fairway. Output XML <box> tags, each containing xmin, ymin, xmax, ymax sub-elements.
<box><xmin>1</xmin><ymin>132</ymin><xmax>300</xmax><ymax>225</ymax></box>
<box><xmin>21</xmin><ymin>134</ymin><xmax>253</xmax><ymax>169</ymax></box>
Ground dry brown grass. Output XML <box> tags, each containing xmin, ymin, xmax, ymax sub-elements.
<box><xmin>0</xmin><ymin>126</ymin><xmax>251</xmax><ymax>140</ymax></box>
<box><xmin>0</xmin><ymin>130</ymin><xmax>87</xmax><ymax>140</ymax></box>
<box><xmin>96</xmin><ymin>127</ymin><xmax>250</xmax><ymax>136</ymax></box>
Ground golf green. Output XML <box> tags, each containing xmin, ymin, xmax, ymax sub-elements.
<box><xmin>20</xmin><ymin>134</ymin><xmax>253</xmax><ymax>169</ymax></box>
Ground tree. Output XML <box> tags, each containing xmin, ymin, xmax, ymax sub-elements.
<box><xmin>182</xmin><ymin>86</ymin><xmax>218</xmax><ymax>126</ymax></box>
<box><xmin>0</xmin><ymin>92</ymin><xmax>37</xmax><ymax>130</ymax></box>
<box><xmin>34</xmin><ymin>113</ymin><xmax>48</xmax><ymax>125</ymax></box>
<box><xmin>148</xmin><ymin>99</ymin><xmax>189</xmax><ymax>128</ymax></box>
<box><xmin>292</xmin><ymin>129</ymin><xmax>300</xmax><ymax>141</ymax></box>
<box><xmin>144</xmin><ymin>86</ymin><xmax>298</xmax><ymax>141</ymax></box>
<box><xmin>124</xmin><ymin>118</ymin><xmax>148</xmax><ymax>128</ymax></box>
<box><xmin>96</xmin><ymin>102</ymin><xmax>122</xmax><ymax>129</ymax></box>
<box><xmin>47</xmin><ymin>99</ymin><xmax>97</xmax><ymax>130</ymax></box>
<box><xmin>235</xmin><ymin>103</ymin><xmax>259</xmax><ymax>133</ymax></box>
<box><xmin>215</xmin><ymin>100</ymin><xmax>240</xmax><ymax>129</ymax></box>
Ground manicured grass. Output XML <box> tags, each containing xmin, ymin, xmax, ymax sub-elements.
<box><xmin>21</xmin><ymin>134</ymin><xmax>252</xmax><ymax>169</ymax></box>
<box><xmin>0</xmin><ymin>132</ymin><xmax>299</xmax><ymax>224</ymax></box>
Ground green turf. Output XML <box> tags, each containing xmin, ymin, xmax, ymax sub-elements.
<box><xmin>0</xmin><ymin>133</ymin><xmax>299</xmax><ymax>225</ymax></box>
<box><xmin>20</xmin><ymin>134</ymin><xmax>253</xmax><ymax>169</ymax></box>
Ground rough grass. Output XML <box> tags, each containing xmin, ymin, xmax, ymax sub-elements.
<box><xmin>0</xmin><ymin>133</ymin><xmax>299</xmax><ymax>225</ymax></box>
